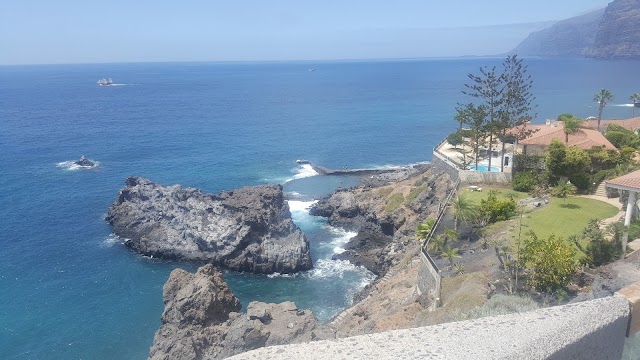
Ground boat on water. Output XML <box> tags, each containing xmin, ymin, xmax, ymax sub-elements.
<box><xmin>97</xmin><ymin>78</ymin><xmax>113</xmax><ymax>86</ymax></box>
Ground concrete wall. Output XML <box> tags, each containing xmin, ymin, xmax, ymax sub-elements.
<box><xmin>416</xmin><ymin>250</ymin><xmax>441</xmax><ymax>309</ymax></box>
<box><xmin>432</xmin><ymin>150</ymin><xmax>512</xmax><ymax>185</ymax></box>
<box><xmin>459</xmin><ymin>169</ymin><xmax>512</xmax><ymax>184</ymax></box>
<box><xmin>230</xmin><ymin>296</ymin><xmax>630</xmax><ymax>360</ymax></box>
<box><xmin>431</xmin><ymin>150</ymin><xmax>460</xmax><ymax>182</ymax></box>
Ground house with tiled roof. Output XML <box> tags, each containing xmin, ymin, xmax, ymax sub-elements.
<box><xmin>605</xmin><ymin>169</ymin><xmax>640</xmax><ymax>257</ymax></box>
<box><xmin>514</xmin><ymin>120</ymin><xmax>617</xmax><ymax>156</ymax></box>
<box><xmin>584</xmin><ymin>117</ymin><xmax>640</xmax><ymax>133</ymax></box>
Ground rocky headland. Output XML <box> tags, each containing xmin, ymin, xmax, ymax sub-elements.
<box><xmin>149</xmin><ymin>264</ymin><xmax>333</xmax><ymax>360</ymax></box>
<box><xmin>106</xmin><ymin>177</ymin><xmax>311</xmax><ymax>274</ymax></box>
<box><xmin>310</xmin><ymin>165</ymin><xmax>453</xmax><ymax>276</ymax></box>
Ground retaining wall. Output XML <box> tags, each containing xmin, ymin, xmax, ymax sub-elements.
<box><xmin>416</xmin><ymin>250</ymin><xmax>442</xmax><ymax>309</ymax></box>
<box><xmin>230</xmin><ymin>295</ymin><xmax>630</xmax><ymax>360</ymax></box>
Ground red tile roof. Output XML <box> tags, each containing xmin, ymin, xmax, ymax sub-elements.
<box><xmin>516</xmin><ymin>123</ymin><xmax>617</xmax><ymax>151</ymax></box>
<box><xmin>584</xmin><ymin>117</ymin><xmax>640</xmax><ymax>132</ymax></box>
<box><xmin>606</xmin><ymin>169</ymin><xmax>640</xmax><ymax>190</ymax></box>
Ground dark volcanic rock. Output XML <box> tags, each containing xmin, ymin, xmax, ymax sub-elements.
<box><xmin>74</xmin><ymin>155</ymin><xmax>95</xmax><ymax>167</ymax></box>
<box><xmin>148</xmin><ymin>265</ymin><xmax>332</xmax><ymax>360</ymax></box>
<box><xmin>586</xmin><ymin>0</ymin><xmax>640</xmax><ymax>59</ymax></box>
<box><xmin>106</xmin><ymin>177</ymin><xmax>311</xmax><ymax>274</ymax></box>
<box><xmin>312</xmin><ymin>167</ymin><xmax>452</xmax><ymax>276</ymax></box>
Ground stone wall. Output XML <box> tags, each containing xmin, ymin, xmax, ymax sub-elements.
<box><xmin>431</xmin><ymin>150</ymin><xmax>460</xmax><ymax>182</ymax></box>
<box><xmin>230</xmin><ymin>295</ymin><xmax>630</xmax><ymax>360</ymax></box>
<box><xmin>432</xmin><ymin>150</ymin><xmax>512</xmax><ymax>184</ymax></box>
<box><xmin>416</xmin><ymin>250</ymin><xmax>442</xmax><ymax>309</ymax></box>
<box><xmin>459</xmin><ymin>169</ymin><xmax>512</xmax><ymax>184</ymax></box>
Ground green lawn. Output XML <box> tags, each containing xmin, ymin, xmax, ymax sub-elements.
<box><xmin>460</xmin><ymin>186</ymin><xmax>528</xmax><ymax>205</ymax></box>
<box><xmin>517</xmin><ymin>196</ymin><xmax>619</xmax><ymax>243</ymax></box>
<box><xmin>459</xmin><ymin>186</ymin><xmax>620</xmax><ymax>258</ymax></box>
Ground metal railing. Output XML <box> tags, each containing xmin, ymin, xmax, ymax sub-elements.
<box><xmin>420</xmin><ymin>177</ymin><xmax>461</xmax><ymax>264</ymax></box>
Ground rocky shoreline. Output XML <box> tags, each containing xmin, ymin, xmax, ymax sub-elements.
<box><xmin>149</xmin><ymin>265</ymin><xmax>333</xmax><ymax>360</ymax></box>
<box><xmin>106</xmin><ymin>177</ymin><xmax>312</xmax><ymax>274</ymax></box>
<box><xmin>310</xmin><ymin>164</ymin><xmax>453</xmax><ymax>276</ymax></box>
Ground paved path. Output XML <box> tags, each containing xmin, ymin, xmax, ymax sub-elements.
<box><xmin>577</xmin><ymin>195</ymin><xmax>625</xmax><ymax>229</ymax></box>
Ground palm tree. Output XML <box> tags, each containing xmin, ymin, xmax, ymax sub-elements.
<box><xmin>559</xmin><ymin>115</ymin><xmax>584</xmax><ymax>143</ymax></box>
<box><xmin>442</xmin><ymin>246</ymin><xmax>462</xmax><ymax>266</ymax></box>
<box><xmin>428</xmin><ymin>234</ymin><xmax>447</xmax><ymax>254</ymax></box>
<box><xmin>594</xmin><ymin>89</ymin><xmax>614</xmax><ymax>131</ymax></box>
<box><xmin>415</xmin><ymin>218</ymin><xmax>435</xmax><ymax>243</ymax></box>
<box><xmin>451</xmin><ymin>195</ymin><xmax>478</xmax><ymax>231</ymax></box>
<box><xmin>630</xmin><ymin>93</ymin><xmax>640</xmax><ymax>117</ymax></box>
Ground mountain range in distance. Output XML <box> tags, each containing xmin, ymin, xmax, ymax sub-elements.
<box><xmin>512</xmin><ymin>0</ymin><xmax>640</xmax><ymax>59</ymax></box>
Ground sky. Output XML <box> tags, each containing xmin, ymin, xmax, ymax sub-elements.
<box><xmin>0</xmin><ymin>0</ymin><xmax>611</xmax><ymax>65</ymax></box>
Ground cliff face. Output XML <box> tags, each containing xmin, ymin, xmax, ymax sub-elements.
<box><xmin>106</xmin><ymin>177</ymin><xmax>312</xmax><ymax>274</ymax></box>
<box><xmin>511</xmin><ymin>9</ymin><xmax>604</xmax><ymax>57</ymax></box>
<box><xmin>149</xmin><ymin>265</ymin><xmax>332</xmax><ymax>360</ymax></box>
<box><xmin>310</xmin><ymin>166</ymin><xmax>453</xmax><ymax>276</ymax></box>
<box><xmin>586</xmin><ymin>0</ymin><xmax>640</xmax><ymax>59</ymax></box>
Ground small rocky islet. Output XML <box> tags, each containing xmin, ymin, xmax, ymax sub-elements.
<box><xmin>106</xmin><ymin>176</ymin><xmax>312</xmax><ymax>274</ymax></box>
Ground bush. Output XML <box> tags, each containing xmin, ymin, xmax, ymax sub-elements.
<box><xmin>521</xmin><ymin>232</ymin><xmax>577</xmax><ymax>292</ymax></box>
<box><xmin>574</xmin><ymin>220</ymin><xmax>622</xmax><ymax>267</ymax></box>
<box><xmin>568</xmin><ymin>172</ymin><xmax>591</xmax><ymax>192</ymax></box>
<box><xmin>606</xmin><ymin>131</ymin><xmax>635</xmax><ymax>149</ymax></box>
<box><xmin>479</xmin><ymin>191</ymin><xmax>517</xmax><ymax>223</ymax></box>
<box><xmin>512</xmin><ymin>171</ymin><xmax>537</xmax><ymax>192</ymax></box>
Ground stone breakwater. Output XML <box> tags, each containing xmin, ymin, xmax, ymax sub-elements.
<box><xmin>149</xmin><ymin>265</ymin><xmax>333</xmax><ymax>360</ymax></box>
<box><xmin>106</xmin><ymin>177</ymin><xmax>312</xmax><ymax>274</ymax></box>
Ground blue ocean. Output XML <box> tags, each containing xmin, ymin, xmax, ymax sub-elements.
<box><xmin>1</xmin><ymin>58</ymin><xmax>639</xmax><ymax>359</ymax></box>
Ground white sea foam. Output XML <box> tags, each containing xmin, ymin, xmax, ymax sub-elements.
<box><xmin>292</xmin><ymin>164</ymin><xmax>319</xmax><ymax>180</ymax></box>
<box><xmin>324</xmin><ymin>226</ymin><xmax>357</xmax><ymax>254</ymax></box>
<box><xmin>102</xmin><ymin>234</ymin><xmax>124</xmax><ymax>247</ymax></box>
<box><xmin>308</xmin><ymin>259</ymin><xmax>374</xmax><ymax>281</ymax></box>
<box><xmin>56</xmin><ymin>159</ymin><xmax>100</xmax><ymax>171</ymax></box>
<box><xmin>287</xmin><ymin>200</ymin><xmax>318</xmax><ymax>213</ymax></box>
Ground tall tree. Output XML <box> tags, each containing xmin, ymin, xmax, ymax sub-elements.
<box><xmin>594</xmin><ymin>88</ymin><xmax>614</xmax><ymax>131</ymax></box>
<box><xmin>630</xmin><ymin>93</ymin><xmax>640</xmax><ymax>117</ymax></box>
<box><xmin>464</xmin><ymin>66</ymin><xmax>504</xmax><ymax>172</ymax></box>
<box><xmin>498</xmin><ymin>55</ymin><xmax>537</xmax><ymax>172</ymax></box>
<box><xmin>454</xmin><ymin>103</ymin><xmax>487</xmax><ymax>170</ymax></box>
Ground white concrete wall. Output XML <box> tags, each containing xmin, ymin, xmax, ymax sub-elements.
<box><xmin>230</xmin><ymin>296</ymin><xmax>630</xmax><ymax>360</ymax></box>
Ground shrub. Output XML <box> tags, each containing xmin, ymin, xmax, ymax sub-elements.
<box><xmin>573</xmin><ymin>219</ymin><xmax>622</xmax><ymax>267</ymax></box>
<box><xmin>512</xmin><ymin>171</ymin><xmax>537</xmax><ymax>192</ymax></box>
<box><xmin>520</xmin><ymin>232</ymin><xmax>577</xmax><ymax>292</ymax></box>
<box><xmin>479</xmin><ymin>191</ymin><xmax>517</xmax><ymax>223</ymax></box>
<box><xmin>568</xmin><ymin>172</ymin><xmax>590</xmax><ymax>192</ymax></box>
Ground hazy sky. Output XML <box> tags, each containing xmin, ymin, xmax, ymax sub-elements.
<box><xmin>0</xmin><ymin>0</ymin><xmax>611</xmax><ymax>65</ymax></box>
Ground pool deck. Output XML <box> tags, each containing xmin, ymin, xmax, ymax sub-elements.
<box><xmin>436</xmin><ymin>140</ymin><xmax>513</xmax><ymax>173</ymax></box>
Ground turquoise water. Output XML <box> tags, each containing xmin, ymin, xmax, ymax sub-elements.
<box><xmin>472</xmin><ymin>165</ymin><xmax>501</xmax><ymax>172</ymax></box>
<box><xmin>2</xmin><ymin>58</ymin><xmax>640</xmax><ymax>359</ymax></box>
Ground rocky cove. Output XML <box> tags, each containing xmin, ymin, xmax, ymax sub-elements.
<box><xmin>109</xmin><ymin>165</ymin><xmax>457</xmax><ymax>359</ymax></box>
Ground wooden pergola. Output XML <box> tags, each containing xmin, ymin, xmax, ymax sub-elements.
<box><xmin>605</xmin><ymin>169</ymin><xmax>640</xmax><ymax>258</ymax></box>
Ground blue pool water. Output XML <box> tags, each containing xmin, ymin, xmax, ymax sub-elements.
<box><xmin>2</xmin><ymin>58</ymin><xmax>640</xmax><ymax>359</ymax></box>
<box><xmin>473</xmin><ymin>165</ymin><xmax>501</xmax><ymax>172</ymax></box>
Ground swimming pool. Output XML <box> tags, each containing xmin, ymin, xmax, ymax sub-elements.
<box><xmin>471</xmin><ymin>165</ymin><xmax>500</xmax><ymax>172</ymax></box>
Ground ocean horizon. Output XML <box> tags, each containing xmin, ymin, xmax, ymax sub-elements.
<box><xmin>1</xmin><ymin>57</ymin><xmax>639</xmax><ymax>359</ymax></box>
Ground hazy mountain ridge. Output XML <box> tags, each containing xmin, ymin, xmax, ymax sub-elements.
<box><xmin>511</xmin><ymin>9</ymin><xmax>605</xmax><ymax>57</ymax></box>
<box><xmin>512</xmin><ymin>0</ymin><xmax>640</xmax><ymax>59</ymax></box>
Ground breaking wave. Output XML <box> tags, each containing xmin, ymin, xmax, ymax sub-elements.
<box><xmin>56</xmin><ymin>159</ymin><xmax>100</xmax><ymax>171</ymax></box>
